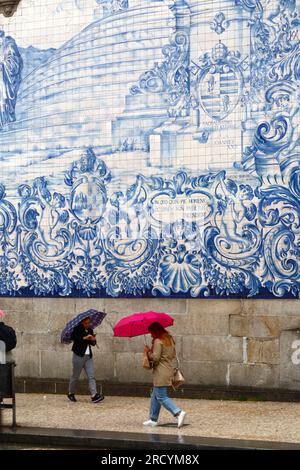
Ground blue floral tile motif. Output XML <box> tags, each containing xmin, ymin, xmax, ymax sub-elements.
<box><xmin>0</xmin><ymin>0</ymin><xmax>299</xmax><ymax>298</ymax></box>
<box><xmin>210</xmin><ymin>12</ymin><xmax>230</xmax><ymax>35</ymax></box>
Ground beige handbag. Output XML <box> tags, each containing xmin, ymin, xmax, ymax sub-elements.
<box><xmin>142</xmin><ymin>352</ymin><xmax>152</xmax><ymax>369</ymax></box>
<box><xmin>173</xmin><ymin>368</ymin><xmax>185</xmax><ymax>390</ymax></box>
<box><xmin>172</xmin><ymin>342</ymin><xmax>185</xmax><ymax>390</ymax></box>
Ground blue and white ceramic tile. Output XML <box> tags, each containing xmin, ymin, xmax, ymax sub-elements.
<box><xmin>0</xmin><ymin>0</ymin><xmax>299</xmax><ymax>298</ymax></box>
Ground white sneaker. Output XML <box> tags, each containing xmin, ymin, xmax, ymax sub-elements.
<box><xmin>177</xmin><ymin>411</ymin><xmax>186</xmax><ymax>428</ymax></box>
<box><xmin>143</xmin><ymin>419</ymin><xmax>158</xmax><ymax>427</ymax></box>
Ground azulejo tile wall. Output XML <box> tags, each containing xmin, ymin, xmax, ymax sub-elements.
<box><xmin>0</xmin><ymin>0</ymin><xmax>299</xmax><ymax>298</ymax></box>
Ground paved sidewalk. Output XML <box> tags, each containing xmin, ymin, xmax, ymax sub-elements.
<box><xmin>2</xmin><ymin>394</ymin><xmax>300</xmax><ymax>444</ymax></box>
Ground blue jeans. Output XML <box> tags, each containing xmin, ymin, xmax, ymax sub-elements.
<box><xmin>150</xmin><ymin>387</ymin><xmax>181</xmax><ymax>422</ymax></box>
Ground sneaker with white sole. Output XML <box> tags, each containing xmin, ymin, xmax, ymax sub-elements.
<box><xmin>177</xmin><ymin>411</ymin><xmax>186</xmax><ymax>428</ymax></box>
<box><xmin>67</xmin><ymin>393</ymin><xmax>77</xmax><ymax>403</ymax></box>
<box><xmin>143</xmin><ymin>419</ymin><xmax>158</xmax><ymax>427</ymax></box>
<box><xmin>91</xmin><ymin>393</ymin><xmax>105</xmax><ymax>404</ymax></box>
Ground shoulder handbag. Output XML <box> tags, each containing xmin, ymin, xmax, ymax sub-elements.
<box><xmin>172</xmin><ymin>340</ymin><xmax>185</xmax><ymax>390</ymax></box>
<box><xmin>142</xmin><ymin>352</ymin><xmax>153</xmax><ymax>369</ymax></box>
<box><xmin>173</xmin><ymin>367</ymin><xmax>185</xmax><ymax>390</ymax></box>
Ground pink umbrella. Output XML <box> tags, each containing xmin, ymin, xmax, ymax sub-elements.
<box><xmin>0</xmin><ymin>309</ymin><xmax>5</xmax><ymax>319</ymax></box>
<box><xmin>113</xmin><ymin>311</ymin><xmax>174</xmax><ymax>338</ymax></box>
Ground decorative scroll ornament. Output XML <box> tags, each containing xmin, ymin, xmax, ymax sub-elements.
<box><xmin>0</xmin><ymin>0</ymin><xmax>21</xmax><ymax>16</ymax></box>
<box><xmin>1</xmin><ymin>146</ymin><xmax>300</xmax><ymax>298</ymax></box>
<box><xmin>242</xmin><ymin>0</ymin><xmax>299</xmax><ymax>94</ymax></box>
<box><xmin>130</xmin><ymin>32</ymin><xmax>190</xmax><ymax>118</ymax></box>
<box><xmin>234</xmin><ymin>0</ymin><xmax>262</xmax><ymax>13</ymax></box>
<box><xmin>241</xmin><ymin>0</ymin><xmax>300</xmax><ymax>178</ymax></box>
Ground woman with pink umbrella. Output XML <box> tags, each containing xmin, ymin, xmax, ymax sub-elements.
<box><xmin>114</xmin><ymin>311</ymin><xmax>186</xmax><ymax>428</ymax></box>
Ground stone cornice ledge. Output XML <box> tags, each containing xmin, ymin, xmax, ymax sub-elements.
<box><xmin>0</xmin><ymin>0</ymin><xmax>20</xmax><ymax>16</ymax></box>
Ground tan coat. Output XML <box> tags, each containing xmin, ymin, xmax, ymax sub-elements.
<box><xmin>148</xmin><ymin>337</ymin><xmax>176</xmax><ymax>387</ymax></box>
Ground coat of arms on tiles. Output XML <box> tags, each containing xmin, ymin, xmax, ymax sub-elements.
<box><xmin>191</xmin><ymin>42</ymin><xmax>245</xmax><ymax>122</ymax></box>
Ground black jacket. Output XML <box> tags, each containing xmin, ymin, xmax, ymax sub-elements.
<box><xmin>0</xmin><ymin>322</ymin><xmax>17</xmax><ymax>352</ymax></box>
<box><xmin>71</xmin><ymin>324</ymin><xmax>96</xmax><ymax>358</ymax></box>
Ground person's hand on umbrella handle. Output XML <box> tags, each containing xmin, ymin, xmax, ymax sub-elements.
<box><xmin>144</xmin><ymin>345</ymin><xmax>151</xmax><ymax>354</ymax></box>
<box><xmin>84</xmin><ymin>334</ymin><xmax>95</xmax><ymax>341</ymax></box>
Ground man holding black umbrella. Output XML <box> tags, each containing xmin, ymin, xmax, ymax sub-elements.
<box><xmin>67</xmin><ymin>316</ymin><xmax>105</xmax><ymax>404</ymax></box>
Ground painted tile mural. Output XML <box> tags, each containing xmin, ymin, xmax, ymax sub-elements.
<box><xmin>0</xmin><ymin>0</ymin><xmax>299</xmax><ymax>298</ymax></box>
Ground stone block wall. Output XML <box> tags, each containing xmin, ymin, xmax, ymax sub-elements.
<box><xmin>2</xmin><ymin>297</ymin><xmax>300</xmax><ymax>392</ymax></box>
